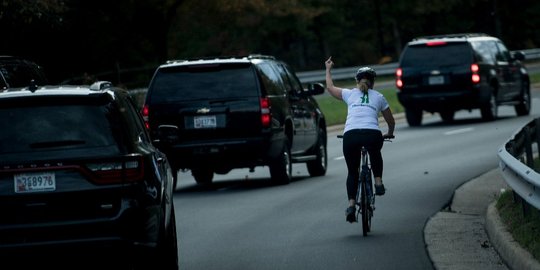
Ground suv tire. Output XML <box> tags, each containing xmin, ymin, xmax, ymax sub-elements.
<box><xmin>307</xmin><ymin>127</ymin><xmax>327</xmax><ymax>177</ymax></box>
<box><xmin>137</xmin><ymin>204</ymin><xmax>179</xmax><ymax>270</ymax></box>
<box><xmin>192</xmin><ymin>168</ymin><xmax>214</xmax><ymax>184</ymax></box>
<box><xmin>515</xmin><ymin>81</ymin><xmax>531</xmax><ymax>116</ymax></box>
<box><xmin>481</xmin><ymin>87</ymin><xmax>498</xmax><ymax>121</ymax></box>
<box><xmin>157</xmin><ymin>204</ymin><xmax>179</xmax><ymax>270</ymax></box>
<box><xmin>270</xmin><ymin>139</ymin><xmax>292</xmax><ymax>185</ymax></box>
<box><xmin>405</xmin><ymin>108</ymin><xmax>423</xmax><ymax>127</ymax></box>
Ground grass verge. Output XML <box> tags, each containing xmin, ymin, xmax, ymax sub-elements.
<box><xmin>496</xmin><ymin>190</ymin><xmax>540</xmax><ymax>260</ymax></box>
<box><xmin>494</xmin><ymin>72</ymin><xmax>540</xmax><ymax>261</ymax></box>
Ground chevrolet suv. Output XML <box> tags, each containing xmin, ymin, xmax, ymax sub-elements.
<box><xmin>142</xmin><ymin>54</ymin><xmax>327</xmax><ymax>185</ymax></box>
<box><xmin>0</xmin><ymin>83</ymin><xmax>178</xmax><ymax>269</ymax></box>
<box><xmin>395</xmin><ymin>33</ymin><xmax>530</xmax><ymax>126</ymax></box>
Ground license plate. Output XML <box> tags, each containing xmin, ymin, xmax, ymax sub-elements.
<box><xmin>194</xmin><ymin>115</ymin><xmax>217</xmax><ymax>128</ymax></box>
<box><xmin>428</xmin><ymin>75</ymin><xmax>444</xmax><ymax>85</ymax></box>
<box><xmin>14</xmin><ymin>172</ymin><xmax>56</xmax><ymax>193</ymax></box>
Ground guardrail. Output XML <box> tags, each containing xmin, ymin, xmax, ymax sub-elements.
<box><xmin>498</xmin><ymin>117</ymin><xmax>540</xmax><ymax>212</ymax></box>
<box><xmin>522</xmin><ymin>48</ymin><xmax>540</xmax><ymax>60</ymax></box>
<box><xmin>297</xmin><ymin>49</ymin><xmax>540</xmax><ymax>84</ymax></box>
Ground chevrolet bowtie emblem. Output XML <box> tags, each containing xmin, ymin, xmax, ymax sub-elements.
<box><xmin>197</xmin><ymin>108</ymin><xmax>210</xmax><ymax>114</ymax></box>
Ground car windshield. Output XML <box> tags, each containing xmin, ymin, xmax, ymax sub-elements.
<box><xmin>400</xmin><ymin>43</ymin><xmax>473</xmax><ymax>68</ymax></box>
<box><xmin>149</xmin><ymin>63</ymin><xmax>259</xmax><ymax>103</ymax></box>
<box><xmin>0</xmin><ymin>102</ymin><xmax>122</xmax><ymax>157</ymax></box>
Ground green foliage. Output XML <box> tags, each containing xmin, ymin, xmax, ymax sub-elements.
<box><xmin>2</xmin><ymin>0</ymin><xmax>540</xmax><ymax>86</ymax></box>
<box><xmin>497</xmin><ymin>190</ymin><xmax>540</xmax><ymax>261</ymax></box>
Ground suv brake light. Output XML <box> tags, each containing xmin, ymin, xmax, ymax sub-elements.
<box><xmin>142</xmin><ymin>104</ymin><xmax>150</xmax><ymax>129</ymax></box>
<box><xmin>86</xmin><ymin>155</ymin><xmax>144</xmax><ymax>184</ymax></box>
<box><xmin>395</xmin><ymin>68</ymin><xmax>403</xmax><ymax>90</ymax></box>
<box><xmin>471</xmin><ymin>64</ymin><xmax>480</xmax><ymax>84</ymax></box>
<box><xmin>260</xmin><ymin>97</ymin><xmax>271</xmax><ymax>128</ymax></box>
<box><xmin>426</xmin><ymin>41</ymin><xmax>447</xmax><ymax>46</ymax></box>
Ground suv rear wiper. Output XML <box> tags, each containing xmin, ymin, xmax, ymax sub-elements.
<box><xmin>30</xmin><ymin>140</ymin><xmax>86</xmax><ymax>148</ymax></box>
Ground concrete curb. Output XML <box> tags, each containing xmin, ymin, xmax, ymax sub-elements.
<box><xmin>486</xmin><ymin>202</ymin><xmax>540</xmax><ymax>270</ymax></box>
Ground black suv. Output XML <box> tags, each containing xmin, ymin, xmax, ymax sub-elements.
<box><xmin>395</xmin><ymin>33</ymin><xmax>530</xmax><ymax>126</ymax></box>
<box><xmin>142</xmin><ymin>54</ymin><xmax>327</xmax><ymax>185</ymax></box>
<box><xmin>0</xmin><ymin>55</ymin><xmax>48</xmax><ymax>90</ymax></box>
<box><xmin>0</xmin><ymin>83</ymin><xmax>178</xmax><ymax>269</ymax></box>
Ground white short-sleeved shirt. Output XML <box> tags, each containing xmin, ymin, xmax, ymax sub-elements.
<box><xmin>341</xmin><ymin>88</ymin><xmax>389</xmax><ymax>133</ymax></box>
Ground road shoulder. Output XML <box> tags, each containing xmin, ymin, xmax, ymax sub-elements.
<box><xmin>424</xmin><ymin>169</ymin><xmax>509</xmax><ymax>270</ymax></box>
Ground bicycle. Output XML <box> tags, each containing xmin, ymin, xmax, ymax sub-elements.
<box><xmin>338</xmin><ymin>134</ymin><xmax>394</xmax><ymax>236</ymax></box>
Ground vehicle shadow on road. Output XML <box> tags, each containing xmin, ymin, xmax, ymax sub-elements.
<box><xmin>175</xmin><ymin>175</ymin><xmax>314</xmax><ymax>193</ymax></box>
<box><xmin>407</xmin><ymin>115</ymin><xmax>517</xmax><ymax>128</ymax></box>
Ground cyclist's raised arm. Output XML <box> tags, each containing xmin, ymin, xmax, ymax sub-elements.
<box><xmin>381</xmin><ymin>107</ymin><xmax>395</xmax><ymax>139</ymax></box>
<box><xmin>325</xmin><ymin>57</ymin><xmax>343</xmax><ymax>100</ymax></box>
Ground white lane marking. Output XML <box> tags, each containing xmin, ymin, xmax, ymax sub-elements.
<box><xmin>335</xmin><ymin>156</ymin><xmax>345</xmax><ymax>160</ymax></box>
<box><xmin>444</xmin><ymin>127</ymin><xmax>474</xmax><ymax>135</ymax></box>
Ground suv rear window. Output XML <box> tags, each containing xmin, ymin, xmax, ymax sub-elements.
<box><xmin>0</xmin><ymin>98</ymin><xmax>122</xmax><ymax>157</ymax></box>
<box><xmin>149</xmin><ymin>63</ymin><xmax>259</xmax><ymax>103</ymax></box>
<box><xmin>400</xmin><ymin>43</ymin><xmax>473</xmax><ymax>68</ymax></box>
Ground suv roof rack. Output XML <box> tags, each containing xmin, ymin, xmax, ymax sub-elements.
<box><xmin>247</xmin><ymin>54</ymin><xmax>275</xmax><ymax>60</ymax></box>
<box><xmin>413</xmin><ymin>33</ymin><xmax>490</xmax><ymax>41</ymax></box>
<box><xmin>165</xmin><ymin>54</ymin><xmax>276</xmax><ymax>65</ymax></box>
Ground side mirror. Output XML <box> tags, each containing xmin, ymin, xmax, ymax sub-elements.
<box><xmin>512</xmin><ymin>51</ymin><xmax>525</xmax><ymax>61</ymax></box>
<box><xmin>158</xmin><ymin>125</ymin><xmax>179</xmax><ymax>144</ymax></box>
<box><xmin>307</xmin><ymin>83</ymin><xmax>325</xmax><ymax>95</ymax></box>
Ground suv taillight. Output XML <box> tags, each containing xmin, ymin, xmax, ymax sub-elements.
<box><xmin>471</xmin><ymin>64</ymin><xmax>480</xmax><ymax>84</ymax></box>
<box><xmin>86</xmin><ymin>155</ymin><xmax>144</xmax><ymax>184</ymax></box>
<box><xmin>260</xmin><ymin>97</ymin><xmax>271</xmax><ymax>128</ymax></box>
<box><xmin>426</xmin><ymin>41</ymin><xmax>447</xmax><ymax>46</ymax></box>
<box><xmin>142</xmin><ymin>104</ymin><xmax>150</xmax><ymax>129</ymax></box>
<box><xmin>395</xmin><ymin>68</ymin><xmax>403</xmax><ymax>90</ymax></box>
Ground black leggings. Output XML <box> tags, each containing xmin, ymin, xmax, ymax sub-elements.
<box><xmin>343</xmin><ymin>129</ymin><xmax>384</xmax><ymax>201</ymax></box>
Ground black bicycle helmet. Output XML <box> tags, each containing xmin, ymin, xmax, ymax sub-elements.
<box><xmin>355</xmin><ymin>67</ymin><xmax>376</xmax><ymax>85</ymax></box>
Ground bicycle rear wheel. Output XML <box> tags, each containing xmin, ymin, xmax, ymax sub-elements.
<box><xmin>360</xmin><ymin>172</ymin><xmax>371</xmax><ymax>236</ymax></box>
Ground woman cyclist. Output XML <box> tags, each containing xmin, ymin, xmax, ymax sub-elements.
<box><xmin>324</xmin><ymin>57</ymin><xmax>395</xmax><ymax>223</ymax></box>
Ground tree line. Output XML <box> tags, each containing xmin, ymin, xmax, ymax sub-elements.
<box><xmin>2</xmin><ymin>0</ymin><xmax>539</xmax><ymax>88</ymax></box>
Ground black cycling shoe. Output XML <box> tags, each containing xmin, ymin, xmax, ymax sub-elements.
<box><xmin>375</xmin><ymin>184</ymin><xmax>386</xmax><ymax>196</ymax></box>
<box><xmin>345</xmin><ymin>206</ymin><xmax>356</xmax><ymax>223</ymax></box>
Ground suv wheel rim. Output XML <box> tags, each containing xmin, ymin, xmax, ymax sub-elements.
<box><xmin>523</xmin><ymin>86</ymin><xmax>530</xmax><ymax>110</ymax></box>
<box><xmin>490</xmin><ymin>94</ymin><xmax>497</xmax><ymax>117</ymax></box>
<box><xmin>319</xmin><ymin>144</ymin><xmax>326</xmax><ymax>169</ymax></box>
<box><xmin>284</xmin><ymin>151</ymin><xmax>291</xmax><ymax>179</ymax></box>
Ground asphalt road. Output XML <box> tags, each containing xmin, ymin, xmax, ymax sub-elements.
<box><xmin>172</xmin><ymin>89</ymin><xmax>540</xmax><ymax>270</ymax></box>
